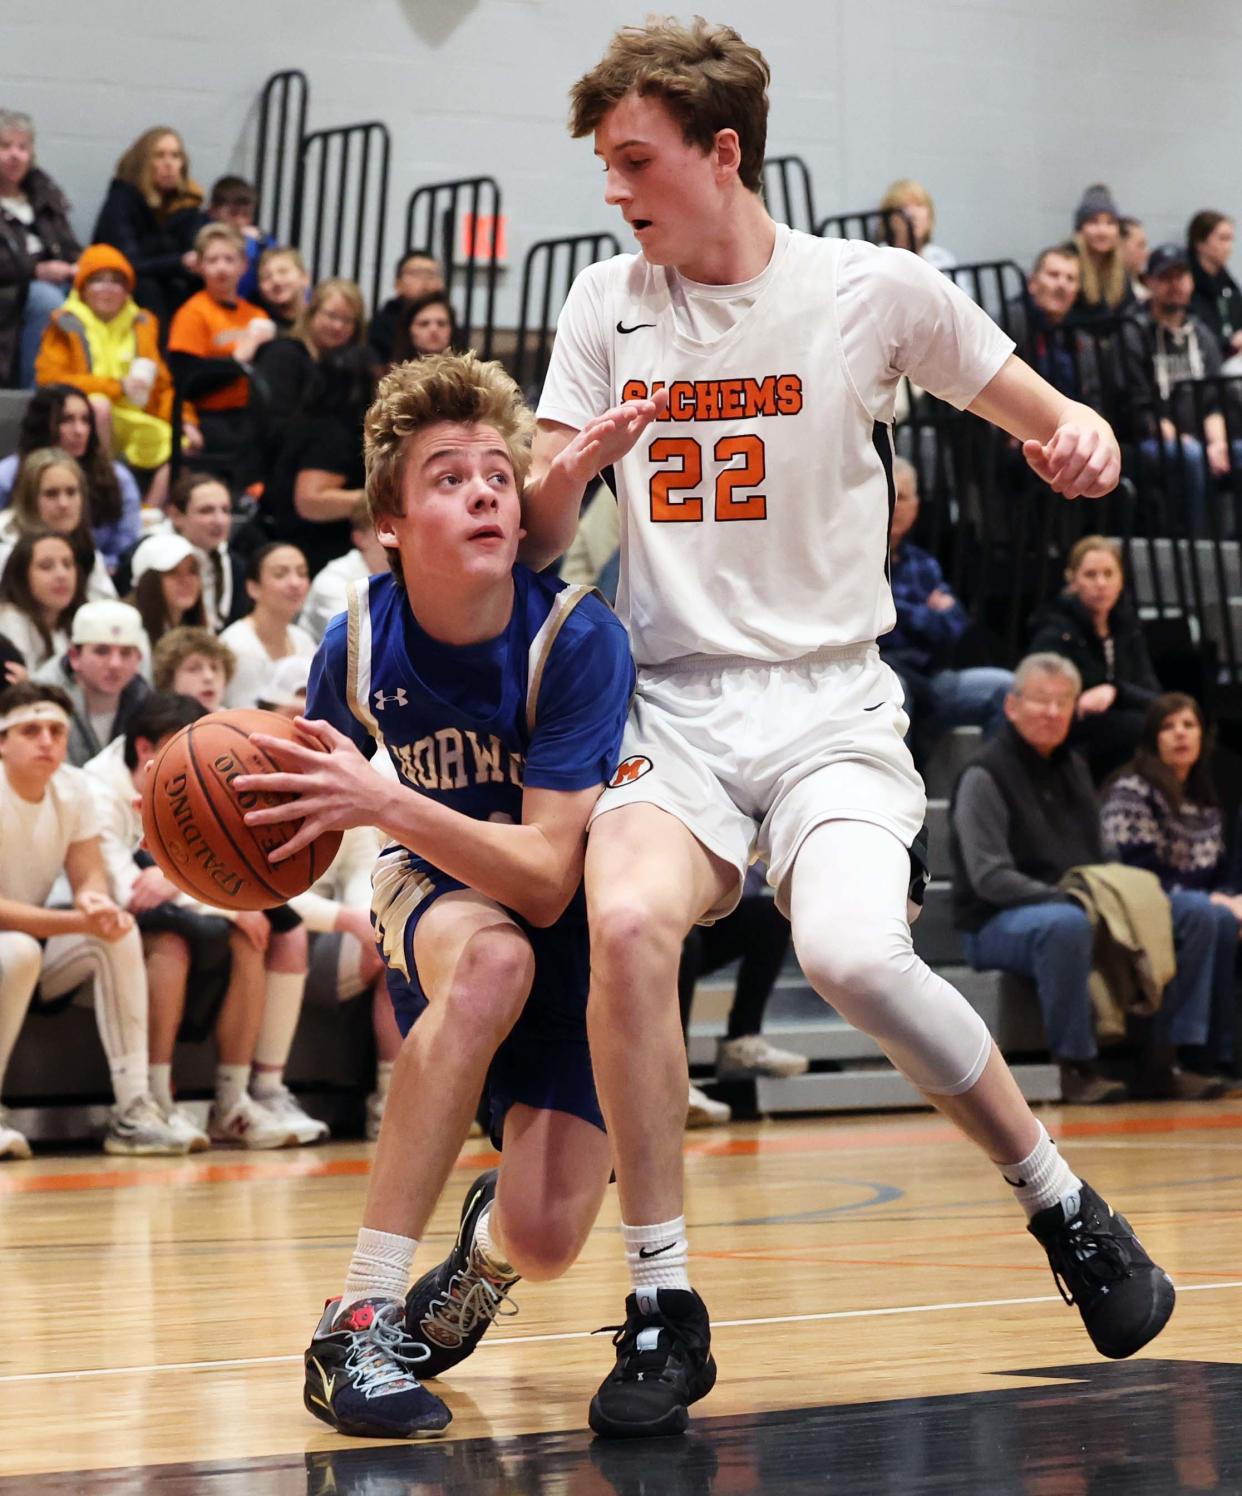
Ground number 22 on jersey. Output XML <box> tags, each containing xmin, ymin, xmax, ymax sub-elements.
<box><xmin>649</xmin><ymin>434</ymin><xmax>767</xmax><ymax>523</ymax></box>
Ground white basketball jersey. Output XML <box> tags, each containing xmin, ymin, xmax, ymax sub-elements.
<box><xmin>539</xmin><ymin>229</ymin><xmax>1012</xmax><ymax>668</ymax></box>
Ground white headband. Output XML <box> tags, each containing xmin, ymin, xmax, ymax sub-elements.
<box><xmin>0</xmin><ymin>701</ymin><xmax>71</xmax><ymax>734</ymax></box>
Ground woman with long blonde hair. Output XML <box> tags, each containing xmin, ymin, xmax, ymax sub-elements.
<box><xmin>878</xmin><ymin>178</ymin><xmax>956</xmax><ymax>269</ymax></box>
<box><xmin>1070</xmin><ymin>184</ymin><xmax>1133</xmax><ymax>326</ymax></box>
<box><xmin>92</xmin><ymin>126</ymin><xmax>205</xmax><ymax>329</ymax></box>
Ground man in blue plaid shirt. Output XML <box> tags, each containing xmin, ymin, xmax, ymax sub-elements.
<box><xmin>881</xmin><ymin>456</ymin><xmax>1012</xmax><ymax>764</ymax></box>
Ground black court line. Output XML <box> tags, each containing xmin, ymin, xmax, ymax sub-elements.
<box><xmin>6</xmin><ymin>1358</ymin><xmax>1240</xmax><ymax>1495</ymax></box>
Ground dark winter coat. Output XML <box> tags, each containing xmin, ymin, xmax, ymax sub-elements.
<box><xmin>0</xmin><ymin>166</ymin><xmax>81</xmax><ymax>385</ymax></box>
<box><xmin>1026</xmin><ymin>589</ymin><xmax>1160</xmax><ymax>710</ymax></box>
<box><xmin>92</xmin><ymin>178</ymin><xmax>205</xmax><ymax>330</ymax></box>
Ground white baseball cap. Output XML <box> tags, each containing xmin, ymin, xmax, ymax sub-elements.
<box><xmin>258</xmin><ymin>654</ymin><xmax>311</xmax><ymax>709</ymax></box>
<box><xmin>131</xmin><ymin>533</ymin><xmax>197</xmax><ymax>583</ymax></box>
<box><xmin>70</xmin><ymin>599</ymin><xmax>146</xmax><ymax>648</ymax></box>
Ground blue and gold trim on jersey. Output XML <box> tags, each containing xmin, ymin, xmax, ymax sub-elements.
<box><xmin>524</xmin><ymin>583</ymin><xmax>599</xmax><ymax>732</ymax></box>
<box><xmin>370</xmin><ymin>844</ymin><xmax>435</xmax><ymax>979</ymax></box>
<box><xmin>345</xmin><ymin>577</ymin><xmax>384</xmax><ymax>746</ymax></box>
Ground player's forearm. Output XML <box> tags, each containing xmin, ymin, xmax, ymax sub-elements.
<box><xmin>519</xmin><ymin>462</ymin><xmax>588</xmax><ymax>571</ymax></box>
<box><xmin>378</xmin><ymin>788</ymin><xmax>581</xmax><ymax>927</ymax></box>
<box><xmin>0</xmin><ymin>898</ymin><xmax>87</xmax><ymax>938</ymax></box>
<box><xmin>969</xmin><ymin>355</ymin><xmax>1114</xmax><ymax>447</ymax></box>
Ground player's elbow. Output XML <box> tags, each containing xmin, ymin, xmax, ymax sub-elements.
<box><xmin>517</xmin><ymin>872</ymin><xmax>576</xmax><ymax>929</ymax></box>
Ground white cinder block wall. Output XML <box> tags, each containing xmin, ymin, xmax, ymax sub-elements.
<box><xmin>2</xmin><ymin>0</ymin><xmax>1239</xmax><ymax>318</ymax></box>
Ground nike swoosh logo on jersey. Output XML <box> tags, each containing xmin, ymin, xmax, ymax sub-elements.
<box><xmin>637</xmin><ymin>1241</ymin><xmax>678</xmax><ymax>1258</ymax></box>
<box><xmin>863</xmin><ymin>702</ymin><xmax>884</xmax><ymax>711</ymax></box>
<box><xmin>616</xmin><ymin>320</ymin><xmax>657</xmax><ymax>334</ymax></box>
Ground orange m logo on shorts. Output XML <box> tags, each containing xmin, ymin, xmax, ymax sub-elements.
<box><xmin>609</xmin><ymin>755</ymin><xmax>653</xmax><ymax>788</ymax></box>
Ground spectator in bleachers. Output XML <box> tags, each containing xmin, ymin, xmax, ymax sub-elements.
<box><xmin>1119</xmin><ymin>217</ymin><xmax>1149</xmax><ymax>304</ymax></box>
<box><xmin>878</xmin><ymin>179</ymin><xmax>955</xmax><ymax>269</ymax></box>
<box><xmin>950</xmin><ymin>652</ymin><xmax>1224</xmax><ymax>1103</ymax></box>
<box><xmin>0</xmin><ymin>632</ymin><xmax>24</xmax><ymax>685</ymax></box>
<box><xmin>1101</xmin><ymin>693</ymin><xmax>1240</xmax><ymax>1084</ymax></box>
<box><xmin>93</xmin><ymin>128</ymin><xmax>205</xmax><ymax>332</ymax></box>
<box><xmin>1070</xmin><ymin>184</ymin><xmax>1134</xmax><ymax>327</ymax></box>
<box><xmin>368</xmin><ymin>249</ymin><xmax>445</xmax><ymax>365</ymax></box>
<box><xmin>85</xmin><ymin>690</ymin><xmax>311</xmax><ymax>1150</ymax></box>
<box><xmin>151</xmin><ymin>625</ymin><xmax>233</xmax><ymax>711</ymax></box>
<box><xmin>256</xmin><ymin>246</ymin><xmax>311</xmax><ymax>334</ymax></box>
<box><xmin>0</xmin><ymin>386</ymin><xmax>142</xmax><ymax>570</ymax></box>
<box><xmin>0</xmin><ymin>678</ymin><xmax>188</xmax><ymax>1159</ymax></box>
<box><xmin>206</xmin><ymin>175</ymin><xmax>275</xmax><ymax>304</ymax></box>
<box><xmin>1121</xmin><ymin>242</ymin><xmax>1239</xmax><ymax>532</ymax></box>
<box><xmin>1027</xmin><ymin>535</ymin><xmax>1159</xmax><ymax>782</ymax></box>
<box><xmin>126</xmin><ymin>533</ymin><xmax>205</xmax><ymax>656</ymax></box>
<box><xmin>35</xmin><ymin>245</ymin><xmax>199</xmax><ymax>507</ymax></box>
<box><xmin>248</xmin><ymin>277</ymin><xmax>369</xmax><ymax>488</ymax></box>
<box><xmin>300</xmin><ymin>497</ymin><xmax>388</xmax><ymax>642</ymax></box>
<box><xmin>390</xmin><ymin>291</ymin><xmax>459</xmax><ymax>364</ymax></box>
<box><xmin>1005</xmin><ymin>245</ymin><xmax>1106</xmax><ymax>408</ymax></box>
<box><xmin>0</xmin><ymin>530</ymin><xmax>85</xmax><ymax>669</ymax></box>
<box><xmin>0</xmin><ymin>448</ymin><xmax>115</xmax><ymax>600</ymax></box>
<box><xmin>0</xmin><ymin>110</ymin><xmax>80</xmax><ymax>389</ymax></box>
<box><xmin>219</xmin><ymin>542</ymin><xmax>313</xmax><ymax>708</ymax></box>
<box><xmin>168</xmin><ymin>223</ymin><xmax>275</xmax><ymax>479</ymax></box>
<box><xmin>32</xmin><ymin>599</ymin><xmax>148</xmax><ymax>766</ymax></box>
<box><xmin>129</xmin><ymin>471</ymin><xmax>246</xmax><ymax>631</ymax></box>
<box><xmin>251</xmin><ymin>346</ymin><xmax>372</xmax><ymax>575</ymax></box>
<box><xmin>882</xmin><ymin>456</ymin><xmax>1011</xmax><ymax>762</ymax></box>
<box><xmin>677</xmin><ymin>864</ymin><xmax>803</xmax><ymax>1128</ymax></box>
<box><xmin>1187</xmin><ymin>211</ymin><xmax>1242</xmax><ymax>363</ymax></box>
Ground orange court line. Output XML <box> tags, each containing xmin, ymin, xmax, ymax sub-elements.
<box><xmin>3</xmin><ymin>1106</ymin><xmax>1241</xmax><ymax>1196</ymax></box>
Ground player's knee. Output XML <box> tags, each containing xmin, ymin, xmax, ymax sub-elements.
<box><xmin>589</xmin><ymin>896</ymin><xmax>684</xmax><ymax>985</ymax></box>
<box><xmin>268</xmin><ymin>924</ymin><xmax>308</xmax><ymax>972</ymax></box>
<box><xmin>497</xmin><ymin>1208</ymin><xmax>583</xmax><ymax>1282</ymax></box>
<box><xmin>0</xmin><ymin>932</ymin><xmax>42</xmax><ymax>990</ymax></box>
<box><xmin>796</xmin><ymin>922</ymin><xmax>913</xmax><ymax>1009</ymax></box>
<box><xmin>447</xmin><ymin>928</ymin><xmax>534</xmax><ymax>1034</ymax></box>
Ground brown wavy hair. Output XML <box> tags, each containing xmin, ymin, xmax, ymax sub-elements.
<box><xmin>0</xmin><ymin>530</ymin><xmax>86</xmax><ymax>656</ymax></box>
<box><xmin>113</xmin><ymin>127</ymin><xmax>203</xmax><ymax>215</ymax></box>
<box><xmin>1113</xmin><ymin>692</ymin><xmax>1217</xmax><ymax>813</ymax></box>
<box><xmin>569</xmin><ymin>17</ymin><xmax>770</xmax><ymax>194</ymax></box>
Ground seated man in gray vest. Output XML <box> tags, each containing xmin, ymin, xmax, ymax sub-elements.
<box><xmin>950</xmin><ymin>652</ymin><xmax>1223</xmax><ymax>1103</ymax></box>
<box><xmin>34</xmin><ymin>599</ymin><xmax>149</xmax><ymax>766</ymax></box>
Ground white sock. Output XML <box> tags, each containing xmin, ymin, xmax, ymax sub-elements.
<box><xmin>249</xmin><ymin>1067</ymin><xmax>285</xmax><ymax>1100</ymax></box>
<box><xmin>339</xmin><ymin>1226</ymin><xmax>418</xmax><ymax>1312</ymax></box>
<box><xmin>999</xmin><ymin>1122</ymin><xmax>1082</xmax><ymax>1219</ymax></box>
<box><xmin>109</xmin><ymin>1052</ymin><xmax>148</xmax><ymax>1112</ymax></box>
<box><xmin>149</xmin><ymin>1063</ymin><xmax>174</xmax><ymax>1112</ymax></box>
<box><xmin>473</xmin><ymin>1205</ymin><xmax>517</xmax><ymax>1281</ymax></box>
<box><xmin>375</xmin><ymin>1060</ymin><xmax>394</xmax><ymax>1100</ymax></box>
<box><xmin>253</xmin><ymin>969</ymin><xmax>306</xmax><ymax>1070</ymax></box>
<box><xmin>215</xmin><ymin>1063</ymin><xmax>250</xmax><ymax>1113</ymax></box>
<box><xmin>622</xmin><ymin>1216</ymin><xmax>691</xmax><ymax>1308</ymax></box>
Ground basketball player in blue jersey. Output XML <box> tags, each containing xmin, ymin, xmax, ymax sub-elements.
<box><xmin>516</xmin><ymin>19</ymin><xmax>1175</xmax><ymax>1439</ymax></box>
<box><xmin>233</xmin><ymin>352</ymin><xmax>635</xmax><ymax>1439</ymax></box>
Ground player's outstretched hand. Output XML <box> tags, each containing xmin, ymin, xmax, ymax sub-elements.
<box><xmin>1022</xmin><ymin>421</ymin><xmax>1120</xmax><ymax>499</ymax></box>
<box><xmin>234</xmin><ymin>718</ymin><xmax>384</xmax><ymax>864</ymax></box>
<box><xmin>551</xmin><ymin>388</ymin><xmax>669</xmax><ymax>489</ymax></box>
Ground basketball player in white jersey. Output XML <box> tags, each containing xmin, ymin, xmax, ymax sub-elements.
<box><xmin>522</xmin><ymin>18</ymin><xmax>1174</xmax><ymax>1439</ymax></box>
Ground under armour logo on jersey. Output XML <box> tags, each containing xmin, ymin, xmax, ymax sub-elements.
<box><xmin>373</xmin><ymin>687</ymin><xmax>408</xmax><ymax>711</ymax></box>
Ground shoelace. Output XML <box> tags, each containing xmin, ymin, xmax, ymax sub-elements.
<box><xmin>342</xmin><ymin>1304</ymin><xmax>431</xmax><ymax>1400</ymax></box>
<box><xmin>1045</xmin><ymin>1221</ymin><xmax>1133</xmax><ymax>1307</ymax></box>
<box><xmin>421</xmin><ymin>1261</ymin><xmax>519</xmax><ymax>1348</ymax></box>
<box><xmin>594</xmin><ymin>1308</ymin><xmax>695</xmax><ymax>1381</ymax></box>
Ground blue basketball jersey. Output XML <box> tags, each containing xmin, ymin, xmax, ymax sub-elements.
<box><xmin>306</xmin><ymin>566</ymin><xmax>634</xmax><ymax>976</ymax></box>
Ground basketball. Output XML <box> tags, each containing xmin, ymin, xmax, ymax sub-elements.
<box><xmin>140</xmin><ymin>708</ymin><xmax>343</xmax><ymax>912</ymax></box>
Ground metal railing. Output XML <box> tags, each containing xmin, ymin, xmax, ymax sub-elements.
<box><xmin>296</xmin><ymin>121</ymin><xmax>391</xmax><ymax>311</ymax></box>
<box><xmin>253</xmin><ymin>69</ymin><xmax>309</xmax><ymax>249</ymax></box>
<box><xmin>404</xmin><ymin>175</ymin><xmax>503</xmax><ymax>358</ymax></box>
<box><xmin>512</xmin><ymin>231</ymin><xmax>622</xmax><ymax>395</ymax></box>
<box><xmin>817</xmin><ymin>206</ymin><xmax>915</xmax><ymax>244</ymax></box>
<box><xmin>762</xmin><ymin>155</ymin><xmax>816</xmax><ymax>232</ymax></box>
<box><xmin>944</xmin><ymin>260</ymin><xmax>1030</xmax><ymax>338</ymax></box>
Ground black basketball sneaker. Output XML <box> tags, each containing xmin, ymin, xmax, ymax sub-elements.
<box><xmin>405</xmin><ymin>1169</ymin><xmax>520</xmax><ymax>1376</ymax></box>
<box><xmin>304</xmin><ymin>1296</ymin><xmax>451</xmax><ymax>1438</ymax></box>
<box><xmin>1027</xmin><ymin>1181</ymin><xmax>1175</xmax><ymax>1359</ymax></box>
<box><xmin>589</xmin><ymin>1287</ymin><xmax>717</xmax><ymax>1438</ymax></box>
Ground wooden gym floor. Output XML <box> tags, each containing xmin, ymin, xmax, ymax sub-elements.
<box><xmin>2</xmin><ymin>1099</ymin><xmax>1241</xmax><ymax>1494</ymax></box>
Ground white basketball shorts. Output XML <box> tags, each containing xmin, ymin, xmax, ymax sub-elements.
<box><xmin>590</xmin><ymin>643</ymin><xmax>927</xmax><ymax>920</ymax></box>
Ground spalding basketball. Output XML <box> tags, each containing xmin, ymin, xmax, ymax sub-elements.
<box><xmin>141</xmin><ymin>708</ymin><xmax>343</xmax><ymax>912</ymax></box>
